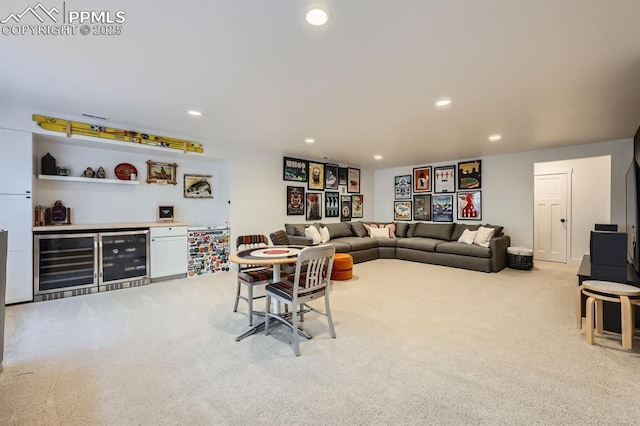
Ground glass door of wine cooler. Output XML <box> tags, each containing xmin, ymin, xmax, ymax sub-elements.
<box><xmin>34</xmin><ymin>233</ymin><xmax>98</xmax><ymax>295</ymax></box>
<box><xmin>99</xmin><ymin>231</ymin><xmax>150</xmax><ymax>286</ymax></box>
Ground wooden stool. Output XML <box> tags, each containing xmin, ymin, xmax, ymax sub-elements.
<box><xmin>578</xmin><ymin>280</ymin><xmax>640</xmax><ymax>350</ymax></box>
<box><xmin>331</xmin><ymin>253</ymin><xmax>353</xmax><ymax>280</ymax></box>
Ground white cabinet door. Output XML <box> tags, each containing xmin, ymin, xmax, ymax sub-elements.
<box><xmin>0</xmin><ymin>128</ymin><xmax>32</xmax><ymax>194</ymax></box>
<box><xmin>0</xmin><ymin>195</ymin><xmax>33</xmax><ymax>303</ymax></box>
<box><xmin>150</xmin><ymin>227</ymin><xmax>187</xmax><ymax>278</ymax></box>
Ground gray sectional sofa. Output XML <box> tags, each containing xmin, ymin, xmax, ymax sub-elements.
<box><xmin>284</xmin><ymin>221</ymin><xmax>511</xmax><ymax>273</ymax></box>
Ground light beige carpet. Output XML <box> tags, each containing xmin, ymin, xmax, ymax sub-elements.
<box><xmin>1</xmin><ymin>259</ymin><xmax>639</xmax><ymax>425</ymax></box>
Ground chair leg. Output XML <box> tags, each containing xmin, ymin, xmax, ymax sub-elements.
<box><xmin>324</xmin><ymin>293</ymin><xmax>337</xmax><ymax>338</ymax></box>
<box><xmin>292</xmin><ymin>303</ymin><xmax>300</xmax><ymax>356</ymax></box>
<box><xmin>585</xmin><ymin>297</ymin><xmax>595</xmax><ymax>345</ymax></box>
<box><xmin>247</xmin><ymin>284</ymin><xmax>254</xmax><ymax>326</ymax></box>
<box><xmin>233</xmin><ymin>279</ymin><xmax>242</xmax><ymax>312</ymax></box>
<box><xmin>265</xmin><ymin>294</ymin><xmax>271</xmax><ymax>335</ymax></box>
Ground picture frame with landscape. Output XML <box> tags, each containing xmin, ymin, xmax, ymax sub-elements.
<box><xmin>146</xmin><ymin>160</ymin><xmax>177</xmax><ymax>185</ymax></box>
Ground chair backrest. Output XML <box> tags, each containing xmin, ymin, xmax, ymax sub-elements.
<box><xmin>236</xmin><ymin>234</ymin><xmax>269</xmax><ymax>270</ymax></box>
<box><xmin>291</xmin><ymin>245</ymin><xmax>335</xmax><ymax>297</ymax></box>
<box><xmin>270</xmin><ymin>230</ymin><xmax>290</xmax><ymax>246</ymax></box>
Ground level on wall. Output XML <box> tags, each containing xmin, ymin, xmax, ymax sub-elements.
<box><xmin>32</xmin><ymin>114</ymin><xmax>204</xmax><ymax>154</ymax></box>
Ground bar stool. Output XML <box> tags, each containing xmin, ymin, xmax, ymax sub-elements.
<box><xmin>578</xmin><ymin>280</ymin><xmax>640</xmax><ymax>350</ymax></box>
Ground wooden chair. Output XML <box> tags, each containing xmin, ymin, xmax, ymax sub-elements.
<box><xmin>264</xmin><ymin>245</ymin><xmax>336</xmax><ymax>356</ymax></box>
<box><xmin>234</xmin><ymin>235</ymin><xmax>273</xmax><ymax>326</ymax></box>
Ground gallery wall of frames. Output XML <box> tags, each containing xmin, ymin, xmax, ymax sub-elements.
<box><xmin>283</xmin><ymin>157</ymin><xmax>363</xmax><ymax>222</ymax></box>
<box><xmin>393</xmin><ymin>160</ymin><xmax>482</xmax><ymax>222</ymax></box>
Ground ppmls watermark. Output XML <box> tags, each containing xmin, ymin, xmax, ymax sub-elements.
<box><xmin>1</xmin><ymin>2</ymin><xmax>126</xmax><ymax>36</ymax></box>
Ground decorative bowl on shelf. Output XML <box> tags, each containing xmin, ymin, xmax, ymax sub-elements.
<box><xmin>114</xmin><ymin>163</ymin><xmax>137</xmax><ymax>180</ymax></box>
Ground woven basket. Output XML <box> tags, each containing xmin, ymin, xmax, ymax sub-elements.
<box><xmin>507</xmin><ymin>253</ymin><xmax>533</xmax><ymax>270</ymax></box>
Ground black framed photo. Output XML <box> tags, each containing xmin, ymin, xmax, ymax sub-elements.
<box><xmin>286</xmin><ymin>186</ymin><xmax>305</xmax><ymax>215</ymax></box>
<box><xmin>325</xmin><ymin>191</ymin><xmax>340</xmax><ymax>217</ymax></box>
<box><xmin>458</xmin><ymin>160</ymin><xmax>481</xmax><ymax>189</ymax></box>
<box><xmin>432</xmin><ymin>194</ymin><xmax>454</xmax><ymax>222</ymax></box>
<box><xmin>394</xmin><ymin>201</ymin><xmax>412</xmax><ymax>221</ymax></box>
<box><xmin>340</xmin><ymin>195</ymin><xmax>352</xmax><ymax>221</ymax></box>
<box><xmin>413</xmin><ymin>194</ymin><xmax>431</xmax><ymax>221</ymax></box>
<box><xmin>283</xmin><ymin>157</ymin><xmax>308</xmax><ymax>182</ymax></box>
<box><xmin>347</xmin><ymin>168</ymin><xmax>360</xmax><ymax>193</ymax></box>
<box><xmin>308</xmin><ymin>161</ymin><xmax>325</xmax><ymax>190</ymax></box>
<box><xmin>413</xmin><ymin>166</ymin><xmax>431</xmax><ymax>192</ymax></box>
<box><xmin>457</xmin><ymin>191</ymin><xmax>482</xmax><ymax>220</ymax></box>
<box><xmin>325</xmin><ymin>163</ymin><xmax>339</xmax><ymax>189</ymax></box>
<box><xmin>433</xmin><ymin>165</ymin><xmax>456</xmax><ymax>193</ymax></box>
<box><xmin>338</xmin><ymin>167</ymin><xmax>348</xmax><ymax>186</ymax></box>
<box><xmin>352</xmin><ymin>194</ymin><xmax>363</xmax><ymax>218</ymax></box>
<box><xmin>394</xmin><ymin>175</ymin><xmax>412</xmax><ymax>199</ymax></box>
<box><xmin>306</xmin><ymin>192</ymin><xmax>322</xmax><ymax>221</ymax></box>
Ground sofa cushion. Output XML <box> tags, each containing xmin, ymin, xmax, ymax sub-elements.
<box><xmin>325</xmin><ymin>222</ymin><xmax>354</xmax><ymax>239</ymax></box>
<box><xmin>396</xmin><ymin>237</ymin><xmax>443</xmax><ymax>252</ymax></box>
<box><xmin>451</xmin><ymin>223</ymin><xmax>481</xmax><ymax>241</ymax></box>
<box><xmin>474</xmin><ymin>226</ymin><xmax>495</xmax><ymax>247</ymax></box>
<box><xmin>413</xmin><ymin>223</ymin><xmax>454</xmax><ymax>241</ymax></box>
<box><xmin>406</xmin><ymin>223</ymin><xmax>418</xmax><ymax>237</ymax></box>
<box><xmin>436</xmin><ymin>241</ymin><xmax>491</xmax><ymax>258</ymax></box>
<box><xmin>319</xmin><ymin>226</ymin><xmax>331</xmax><ymax>243</ymax></box>
<box><xmin>285</xmin><ymin>223</ymin><xmax>308</xmax><ymax>237</ymax></box>
<box><xmin>457</xmin><ymin>229</ymin><xmax>477</xmax><ymax>245</ymax></box>
<box><xmin>350</xmin><ymin>222</ymin><xmax>368</xmax><ymax>237</ymax></box>
<box><xmin>375</xmin><ymin>237</ymin><xmax>398</xmax><ymax>247</ymax></box>
<box><xmin>395</xmin><ymin>222</ymin><xmax>410</xmax><ymax>238</ymax></box>
<box><xmin>484</xmin><ymin>224</ymin><xmax>504</xmax><ymax>237</ymax></box>
<box><xmin>335</xmin><ymin>236</ymin><xmax>379</xmax><ymax>251</ymax></box>
<box><xmin>325</xmin><ymin>240</ymin><xmax>353</xmax><ymax>253</ymax></box>
<box><xmin>304</xmin><ymin>226</ymin><xmax>322</xmax><ymax>245</ymax></box>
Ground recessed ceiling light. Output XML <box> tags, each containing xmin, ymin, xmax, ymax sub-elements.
<box><xmin>374</xmin><ymin>155</ymin><xmax>383</xmax><ymax>160</ymax></box>
<box><xmin>304</xmin><ymin>138</ymin><xmax>315</xmax><ymax>144</ymax></box>
<box><xmin>188</xmin><ymin>110</ymin><xmax>202</xmax><ymax>116</ymax></box>
<box><xmin>306</xmin><ymin>8</ymin><xmax>329</xmax><ymax>26</ymax></box>
<box><xmin>489</xmin><ymin>134</ymin><xmax>502</xmax><ymax>142</ymax></box>
<box><xmin>435</xmin><ymin>98</ymin><xmax>451</xmax><ymax>107</ymax></box>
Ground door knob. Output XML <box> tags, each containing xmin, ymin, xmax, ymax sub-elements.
<box><xmin>560</xmin><ymin>218</ymin><xmax>566</xmax><ymax>223</ymax></box>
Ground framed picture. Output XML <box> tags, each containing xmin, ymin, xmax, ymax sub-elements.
<box><xmin>394</xmin><ymin>201</ymin><xmax>412</xmax><ymax>221</ymax></box>
<box><xmin>340</xmin><ymin>195</ymin><xmax>352</xmax><ymax>222</ymax></box>
<box><xmin>458</xmin><ymin>160</ymin><xmax>482</xmax><ymax>189</ymax></box>
<box><xmin>308</xmin><ymin>161</ymin><xmax>325</xmax><ymax>190</ymax></box>
<box><xmin>433</xmin><ymin>165</ymin><xmax>456</xmax><ymax>193</ymax></box>
<box><xmin>394</xmin><ymin>175</ymin><xmax>412</xmax><ymax>199</ymax></box>
<box><xmin>457</xmin><ymin>191</ymin><xmax>482</xmax><ymax>220</ymax></box>
<box><xmin>146</xmin><ymin>160</ymin><xmax>177</xmax><ymax>185</ymax></box>
<box><xmin>348</xmin><ymin>168</ymin><xmax>360</xmax><ymax>193</ymax></box>
<box><xmin>286</xmin><ymin>186</ymin><xmax>305</xmax><ymax>216</ymax></box>
<box><xmin>413</xmin><ymin>194</ymin><xmax>432</xmax><ymax>221</ymax></box>
<box><xmin>325</xmin><ymin>191</ymin><xmax>340</xmax><ymax>217</ymax></box>
<box><xmin>325</xmin><ymin>163</ymin><xmax>339</xmax><ymax>189</ymax></box>
<box><xmin>183</xmin><ymin>174</ymin><xmax>213</xmax><ymax>198</ymax></box>
<box><xmin>413</xmin><ymin>166</ymin><xmax>431</xmax><ymax>192</ymax></box>
<box><xmin>432</xmin><ymin>194</ymin><xmax>454</xmax><ymax>222</ymax></box>
<box><xmin>352</xmin><ymin>194</ymin><xmax>363</xmax><ymax>218</ymax></box>
<box><xmin>306</xmin><ymin>192</ymin><xmax>322</xmax><ymax>221</ymax></box>
<box><xmin>338</xmin><ymin>167</ymin><xmax>348</xmax><ymax>186</ymax></box>
<box><xmin>283</xmin><ymin>157</ymin><xmax>308</xmax><ymax>182</ymax></box>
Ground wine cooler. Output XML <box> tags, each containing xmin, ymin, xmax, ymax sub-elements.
<box><xmin>34</xmin><ymin>230</ymin><xmax>150</xmax><ymax>301</ymax></box>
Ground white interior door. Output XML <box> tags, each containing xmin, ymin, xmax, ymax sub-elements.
<box><xmin>534</xmin><ymin>173</ymin><xmax>568</xmax><ymax>263</ymax></box>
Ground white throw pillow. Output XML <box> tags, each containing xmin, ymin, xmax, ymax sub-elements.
<box><xmin>370</xmin><ymin>227</ymin><xmax>390</xmax><ymax>238</ymax></box>
<box><xmin>473</xmin><ymin>226</ymin><xmax>495</xmax><ymax>247</ymax></box>
<box><xmin>320</xmin><ymin>226</ymin><xmax>331</xmax><ymax>243</ymax></box>
<box><xmin>304</xmin><ymin>226</ymin><xmax>322</xmax><ymax>245</ymax></box>
<box><xmin>458</xmin><ymin>229</ymin><xmax>478</xmax><ymax>245</ymax></box>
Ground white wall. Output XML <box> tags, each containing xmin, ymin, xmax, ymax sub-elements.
<box><xmin>374</xmin><ymin>139</ymin><xmax>632</xmax><ymax>251</ymax></box>
<box><xmin>534</xmin><ymin>156</ymin><xmax>611</xmax><ymax>263</ymax></box>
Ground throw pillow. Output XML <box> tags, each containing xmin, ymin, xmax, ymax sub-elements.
<box><xmin>395</xmin><ymin>222</ymin><xmax>409</xmax><ymax>238</ymax></box>
<box><xmin>383</xmin><ymin>223</ymin><xmax>397</xmax><ymax>238</ymax></box>
<box><xmin>473</xmin><ymin>226</ymin><xmax>495</xmax><ymax>248</ymax></box>
<box><xmin>370</xmin><ymin>227</ymin><xmax>390</xmax><ymax>238</ymax></box>
<box><xmin>350</xmin><ymin>221</ymin><xmax>369</xmax><ymax>238</ymax></box>
<box><xmin>320</xmin><ymin>226</ymin><xmax>331</xmax><ymax>243</ymax></box>
<box><xmin>458</xmin><ymin>229</ymin><xmax>478</xmax><ymax>245</ymax></box>
<box><xmin>363</xmin><ymin>223</ymin><xmax>378</xmax><ymax>236</ymax></box>
<box><xmin>304</xmin><ymin>226</ymin><xmax>322</xmax><ymax>245</ymax></box>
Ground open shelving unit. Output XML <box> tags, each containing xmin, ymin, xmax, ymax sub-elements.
<box><xmin>38</xmin><ymin>175</ymin><xmax>139</xmax><ymax>185</ymax></box>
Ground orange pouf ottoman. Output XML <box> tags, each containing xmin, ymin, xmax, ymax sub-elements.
<box><xmin>331</xmin><ymin>253</ymin><xmax>353</xmax><ymax>280</ymax></box>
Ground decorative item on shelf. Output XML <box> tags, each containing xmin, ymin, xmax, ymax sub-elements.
<box><xmin>146</xmin><ymin>160</ymin><xmax>178</xmax><ymax>185</ymax></box>
<box><xmin>96</xmin><ymin>166</ymin><xmax>106</xmax><ymax>178</ymax></box>
<box><xmin>158</xmin><ymin>205</ymin><xmax>175</xmax><ymax>222</ymax></box>
<box><xmin>114</xmin><ymin>163</ymin><xmax>137</xmax><ymax>180</ymax></box>
<box><xmin>41</xmin><ymin>152</ymin><xmax>57</xmax><ymax>175</ymax></box>
<box><xmin>81</xmin><ymin>167</ymin><xmax>95</xmax><ymax>178</ymax></box>
<box><xmin>51</xmin><ymin>200</ymin><xmax>67</xmax><ymax>223</ymax></box>
<box><xmin>57</xmin><ymin>166</ymin><xmax>70</xmax><ymax>176</ymax></box>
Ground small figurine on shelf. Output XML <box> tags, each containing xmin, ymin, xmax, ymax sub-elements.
<box><xmin>96</xmin><ymin>166</ymin><xmax>106</xmax><ymax>178</ymax></box>
<box><xmin>51</xmin><ymin>200</ymin><xmax>67</xmax><ymax>224</ymax></box>
<box><xmin>81</xmin><ymin>167</ymin><xmax>95</xmax><ymax>178</ymax></box>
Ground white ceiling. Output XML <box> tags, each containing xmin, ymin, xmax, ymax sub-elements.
<box><xmin>1</xmin><ymin>0</ymin><xmax>639</xmax><ymax>168</ymax></box>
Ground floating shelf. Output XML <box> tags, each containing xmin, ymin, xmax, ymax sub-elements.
<box><xmin>38</xmin><ymin>175</ymin><xmax>140</xmax><ymax>185</ymax></box>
